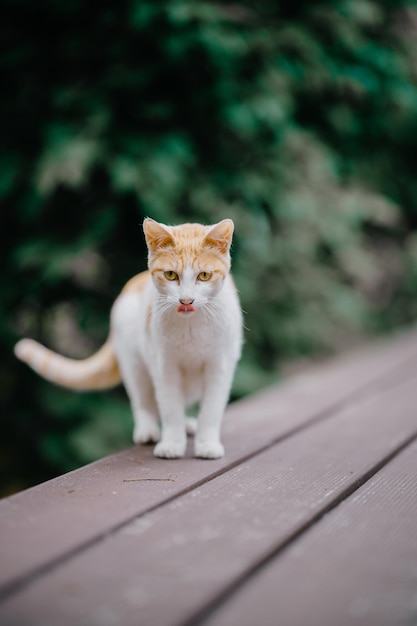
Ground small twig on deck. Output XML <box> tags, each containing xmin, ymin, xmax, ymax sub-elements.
<box><xmin>123</xmin><ymin>474</ymin><xmax>176</xmax><ymax>483</ymax></box>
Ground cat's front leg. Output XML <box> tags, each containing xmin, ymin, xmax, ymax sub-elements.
<box><xmin>195</xmin><ymin>362</ymin><xmax>234</xmax><ymax>459</ymax></box>
<box><xmin>153</xmin><ymin>364</ymin><xmax>187</xmax><ymax>459</ymax></box>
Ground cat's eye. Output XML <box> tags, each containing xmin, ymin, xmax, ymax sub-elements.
<box><xmin>164</xmin><ymin>270</ymin><xmax>179</xmax><ymax>281</ymax></box>
<box><xmin>198</xmin><ymin>271</ymin><xmax>212</xmax><ymax>282</ymax></box>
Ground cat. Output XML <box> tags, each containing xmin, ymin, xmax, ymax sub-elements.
<box><xmin>14</xmin><ymin>218</ymin><xmax>243</xmax><ymax>459</ymax></box>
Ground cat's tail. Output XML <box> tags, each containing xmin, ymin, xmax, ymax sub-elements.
<box><xmin>14</xmin><ymin>338</ymin><xmax>121</xmax><ymax>391</ymax></box>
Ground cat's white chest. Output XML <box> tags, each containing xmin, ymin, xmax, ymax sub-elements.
<box><xmin>159</xmin><ymin>312</ymin><xmax>221</xmax><ymax>365</ymax></box>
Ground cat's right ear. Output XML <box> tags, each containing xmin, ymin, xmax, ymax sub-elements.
<box><xmin>143</xmin><ymin>218</ymin><xmax>174</xmax><ymax>252</ymax></box>
<box><xmin>204</xmin><ymin>219</ymin><xmax>234</xmax><ymax>255</ymax></box>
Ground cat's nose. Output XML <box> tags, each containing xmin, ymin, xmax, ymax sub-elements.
<box><xmin>179</xmin><ymin>298</ymin><xmax>194</xmax><ymax>305</ymax></box>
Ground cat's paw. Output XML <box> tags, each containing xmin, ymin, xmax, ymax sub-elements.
<box><xmin>154</xmin><ymin>440</ymin><xmax>186</xmax><ymax>459</ymax></box>
<box><xmin>133</xmin><ymin>423</ymin><xmax>161</xmax><ymax>445</ymax></box>
<box><xmin>185</xmin><ymin>417</ymin><xmax>197</xmax><ymax>436</ymax></box>
<box><xmin>194</xmin><ymin>440</ymin><xmax>225</xmax><ymax>459</ymax></box>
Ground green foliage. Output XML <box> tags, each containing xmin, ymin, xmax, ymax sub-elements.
<box><xmin>2</xmin><ymin>0</ymin><xmax>417</xmax><ymax>495</ymax></box>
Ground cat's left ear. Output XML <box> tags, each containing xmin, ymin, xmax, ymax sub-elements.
<box><xmin>204</xmin><ymin>219</ymin><xmax>234</xmax><ymax>254</ymax></box>
<box><xmin>143</xmin><ymin>218</ymin><xmax>174</xmax><ymax>252</ymax></box>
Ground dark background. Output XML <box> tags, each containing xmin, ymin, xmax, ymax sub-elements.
<box><xmin>2</xmin><ymin>0</ymin><xmax>417</xmax><ymax>496</ymax></box>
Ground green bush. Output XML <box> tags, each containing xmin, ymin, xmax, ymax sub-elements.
<box><xmin>2</xmin><ymin>0</ymin><xmax>417</xmax><ymax>494</ymax></box>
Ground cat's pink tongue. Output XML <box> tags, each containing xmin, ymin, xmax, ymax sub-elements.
<box><xmin>177</xmin><ymin>304</ymin><xmax>195</xmax><ymax>313</ymax></box>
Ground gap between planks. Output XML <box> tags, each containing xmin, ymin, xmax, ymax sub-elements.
<box><xmin>199</xmin><ymin>440</ymin><xmax>417</xmax><ymax>626</ymax></box>
<box><xmin>182</xmin><ymin>431</ymin><xmax>417</xmax><ymax>626</ymax></box>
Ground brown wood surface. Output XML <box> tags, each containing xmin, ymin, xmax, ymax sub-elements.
<box><xmin>0</xmin><ymin>327</ymin><xmax>416</xmax><ymax>626</ymax></box>
<box><xmin>1</xmin><ymin>328</ymin><xmax>416</xmax><ymax>599</ymax></box>
<box><xmin>203</xmin><ymin>440</ymin><xmax>417</xmax><ymax>626</ymax></box>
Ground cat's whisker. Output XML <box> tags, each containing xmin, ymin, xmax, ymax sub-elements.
<box><xmin>203</xmin><ymin>300</ymin><xmax>222</xmax><ymax>319</ymax></box>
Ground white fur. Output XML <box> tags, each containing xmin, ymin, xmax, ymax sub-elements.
<box><xmin>110</xmin><ymin>269</ymin><xmax>242</xmax><ymax>459</ymax></box>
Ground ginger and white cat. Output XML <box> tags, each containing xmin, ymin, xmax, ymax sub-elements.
<box><xmin>15</xmin><ymin>218</ymin><xmax>243</xmax><ymax>459</ymax></box>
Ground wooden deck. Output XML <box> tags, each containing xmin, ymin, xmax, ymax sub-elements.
<box><xmin>1</xmin><ymin>328</ymin><xmax>417</xmax><ymax>626</ymax></box>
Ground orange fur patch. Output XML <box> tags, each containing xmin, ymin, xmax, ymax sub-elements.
<box><xmin>147</xmin><ymin>224</ymin><xmax>230</xmax><ymax>280</ymax></box>
<box><xmin>146</xmin><ymin>304</ymin><xmax>152</xmax><ymax>330</ymax></box>
<box><xmin>14</xmin><ymin>337</ymin><xmax>121</xmax><ymax>391</ymax></box>
<box><xmin>121</xmin><ymin>270</ymin><xmax>151</xmax><ymax>294</ymax></box>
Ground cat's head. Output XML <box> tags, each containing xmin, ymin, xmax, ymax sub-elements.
<box><xmin>143</xmin><ymin>218</ymin><xmax>234</xmax><ymax>315</ymax></box>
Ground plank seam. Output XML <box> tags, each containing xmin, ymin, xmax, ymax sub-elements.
<box><xmin>181</xmin><ymin>431</ymin><xmax>417</xmax><ymax>626</ymax></box>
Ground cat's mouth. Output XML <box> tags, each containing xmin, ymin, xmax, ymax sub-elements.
<box><xmin>177</xmin><ymin>304</ymin><xmax>196</xmax><ymax>314</ymax></box>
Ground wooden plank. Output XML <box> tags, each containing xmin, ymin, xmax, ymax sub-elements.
<box><xmin>202</xmin><ymin>440</ymin><xmax>417</xmax><ymax>626</ymax></box>
<box><xmin>1</xmin><ymin>329</ymin><xmax>417</xmax><ymax>596</ymax></box>
<box><xmin>1</xmin><ymin>374</ymin><xmax>417</xmax><ymax>626</ymax></box>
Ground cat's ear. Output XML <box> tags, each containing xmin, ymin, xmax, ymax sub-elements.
<box><xmin>143</xmin><ymin>218</ymin><xmax>174</xmax><ymax>252</ymax></box>
<box><xmin>204</xmin><ymin>219</ymin><xmax>234</xmax><ymax>254</ymax></box>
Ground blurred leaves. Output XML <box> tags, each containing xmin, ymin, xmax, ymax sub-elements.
<box><xmin>2</xmin><ymin>0</ymin><xmax>417</xmax><ymax>495</ymax></box>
